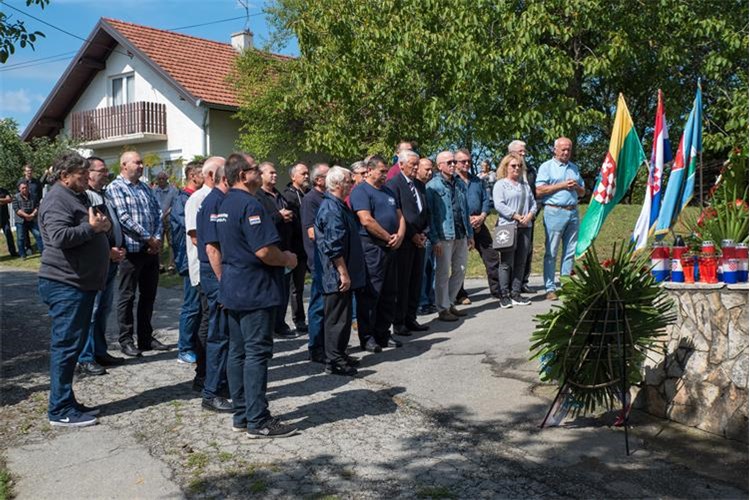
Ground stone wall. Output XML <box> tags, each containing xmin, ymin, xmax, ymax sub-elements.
<box><xmin>636</xmin><ymin>283</ymin><xmax>748</xmax><ymax>441</ymax></box>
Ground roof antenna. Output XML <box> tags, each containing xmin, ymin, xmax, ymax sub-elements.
<box><xmin>237</xmin><ymin>0</ymin><xmax>250</xmax><ymax>30</ymax></box>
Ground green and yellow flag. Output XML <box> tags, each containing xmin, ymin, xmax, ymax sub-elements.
<box><xmin>576</xmin><ymin>94</ymin><xmax>647</xmax><ymax>257</ymax></box>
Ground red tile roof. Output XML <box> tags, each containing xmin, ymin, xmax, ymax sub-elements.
<box><xmin>102</xmin><ymin>18</ymin><xmax>292</xmax><ymax>108</ymax></box>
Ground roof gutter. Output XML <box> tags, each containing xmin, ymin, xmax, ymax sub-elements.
<box><xmin>198</xmin><ymin>99</ymin><xmax>208</xmax><ymax>157</ymax></box>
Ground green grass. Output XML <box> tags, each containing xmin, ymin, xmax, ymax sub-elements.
<box><xmin>465</xmin><ymin>204</ymin><xmax>699</xmax><ymax>278</ymax></box>
<box><xmin>0</xmin><ymin>460</ymin><xmax>11</xmax><ymax>500</ymax></box>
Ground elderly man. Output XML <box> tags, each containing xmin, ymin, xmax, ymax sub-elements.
<box><xmin>425</xmin><ymin>151</ymin><xmax>473</xmax><ymax>322</ymax></box>
<box><xmin>76</xmin><ymin>157</ymin><xmax>126</xmax><ymax>376</ymax></box>
<box><xmin>351</xmin><ymin>155</ymin><xmax>406</xmax><ymax>351</ymax></box>
<box><xmin>282</xmin><ymin>162</ymin><xmax>310</xmax><ymax>333</ymax></box>
<box><xmin>415</xmin><ymin>158</ymin><xmax>437</xmax><ymax>314</ymax></box>
<box><xmin>536</xmin><ymin>137</ymin><xmax>585</xmax><ymax>300</ymax></box>
<box><xmin>39</xmin><ymin>152</ymin><xmax>111</xmax><ymax>427</ymax></box>
<box><xmin>315</xmin><ymin>166</ymin><xmax>365</xmax><ymax>375</ymax></box>
<box><xmin>301</xmin><ymin>163</ymin><xmax>330</xmax><ymax>363</ymax></box>
<box><xmin>509</xmin><ymin>140</ymin><xmax>537</xmax><ymax>293</ymax></box>
<box><xmin>454</xmin><ymin>148</ymin><xmax>499</xmax><ymax>303</ymax></box>
<box><xmin>256</xmin><ymin>161</ymin><xmax>296</xmax><ymax>338</ymax></box>
<box><xmin>217</xmin><ymin>153</ymin><xmax>299</xmax><ymax>438</ymax></box>
<box><xmin>108</xmin><ymin>151</ymin><xmax>166</xmax><ymax>357</ymax></box>
<box><xmin>171</xmin><ymin>161</ymin><xmax>205</xmax><ymax>365</ymax></box>
<box><xmin>185</xmin><ymin>156</ymin><xmax>225</xmax><ymax>392</ymax></box>
<box><xmin>386</xmin><ymin>150</ymin><xmax>429</xmax><ymax>335</ymax></box>
<box><xmin>12</xmin><ymin>180</ymin><xmax>44</xmax><ymax>259</ymax></box>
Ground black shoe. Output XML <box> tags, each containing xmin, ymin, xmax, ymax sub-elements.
<box><xmin>246</xmin><ymin>417</ymin><xmax>298</xmax><ymax>439</ymax></box>
<box><xmin>342</xmin><ymin>353</ymin><xmax>360</xmax><ymax>367</ymax></box>
<box><xmin>511</xmin><ymin>293</ymin><xmax>531</xmax><ymax>306</ymax></box>
<box><xmin>418</xmin><ymin>304</ymin><xmax>438</xmax><ymax>315</ymax></box>
<box><xmin>361</xmin><ymin>338</ymin><xmax>382</xmax><ymax>353</ymax></box>
<box><xmin>325</xmin><ymin>362</ymin><xmax>358</xmax><ymax>376</ymax></box>
<box><xmin>74</xmin><ymin>402</ymin><xmax>101</xmax><ymax>416</ymax></box>
<box><xmin>149</xmin><ymin>339</ymin><xmax>170</xmax><ymax>351</ymax></box>
<box><xmin>121</xmin><ymin>344</ymin><xmax>142</xmax><ymax>357</ymax></box>
<box><xmin>77</xmin><ymin>361</ymin><xmax>107</xmax><ymax>376</ymax></box>
<box><xmin>202</xmin><ymin>397</ymin><xmax>233</xmax><ymax>413</ymax></box>
<box><xmin>521</xmin><ymin>284</ymin><xmax>534</xmax><ymax>294</ymax></box>
<box><xmin>499</xmin><ymin>296</ymin><xmax>513</xmax><ymax>309</ymax></box>
<box><xmin>406</xmin><ymin>320</ymin><xmax>429</xmax><ymax>332</ymax></box>
<box><xmin>274</xmin><ymin>328</ymin><xmax>297</xmax><ymax>339</ymax></box>
<box><xmin>294</xmin><ymin>323</ymin><xmax>308</xmax><ymax>333</ymax></box>
<box><xmin>309</xmin><ymin>349</ymin><xmax>326</xmax><ymax>364</ymax></box>
<box><xmin>192</xmin><ymin>377</ymin><xmax>205</xmax><ymax>393</ymax></box>
<box><xmin>449</xmin><ymin>305</ymin><xmax>468</xmax><ymax>317</ymax></box>
<box><xmin>383</xmin><ymin>337</ymin><xmax>403</xmax><ymax>348</ymax></box>
<box><xmin>95</xmin><ymin>353</ymin><xmax>126</xmax><ymax>366</ymax></box>
<box><xmin>393</xmin><ymin>324</ymin><xmax>412</xmax><ymax>336</ymax></box>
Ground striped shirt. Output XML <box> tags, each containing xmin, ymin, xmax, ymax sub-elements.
<box><xmin>11</xmin><ymin>192</ymin><xmax>37</xmax><ymax>224</ymax></box>
<box><xmin>106</xmin><ymin>175</ymin><xmax>163</xmax><ymax>253</ymax></box>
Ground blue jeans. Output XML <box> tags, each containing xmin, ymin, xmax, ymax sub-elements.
<box><xmin>419</xmin><ymin>238</ymin><xmax>436</xmax><ymax>307</ymax></box>
<box><xmin>200</xmin><ymin>262</ymin><xmax>229</xmax><ymax>399</ymax></box>
<box><xmin>178</xmin><ymin>275</ymin><xmax>201</xmax><ymax>354</ymax></box>
<box><xmin>307</xmin><ymin>249</ymin><xmax>325</xmax><ymax>351</ymax></box>
<box><xmin>78</xmin><ymin>263</ymin><xmax>118</xmax><ymax>363</ymax></box>
<box><xmin>542</xmin><ymin>206</ymin><xmax>579</xmax><ymax>292</ymax></box>
<box><xmin>226</xmin><ymin>307</ymin><xmax>275</xmax><ymax>429</ymax></box>
<box><xmin>16</xmin><ymin>221</ymin><xmax>43</xmax><ymax>258</ymax></box>
<box><xmin>39</xmin><ymin>278</ymin><xmax>97</xmax><ymax>419</ymax></box>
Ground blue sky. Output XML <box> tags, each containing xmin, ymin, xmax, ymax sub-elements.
<box><xmin>0</xmin><ymin>0</ymin><xmax>298</xmax><ymax>133</ymax></box>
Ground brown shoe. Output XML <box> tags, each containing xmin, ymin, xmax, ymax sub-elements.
<box><xmin>449</xmin><ymin>306</ymin><xmax>468</xmax><ymax>317</ymax></box>
<box><xmin>545</xmin><ymin>291</ymin><xmax>559</xmax><ymax>301</ymax></box>
<box><xmin>459</xmin><ymin>296</ymin><xmax>471</xmax><ymax>305</ymax></box>
<box><xmin>438</xmin><ymin>310</ymin><xmax>459</xmax><ymax>322</ymax></box>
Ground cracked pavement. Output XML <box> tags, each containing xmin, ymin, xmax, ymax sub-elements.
<box><xmin>1</xmin><ymin>268</ymin><xmax>747</xmax><ymax>498</ymax></box>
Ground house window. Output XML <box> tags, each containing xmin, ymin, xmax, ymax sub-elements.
<box><xmin>111</xmin><ymin>74</ymin><xmax>135</xmax><ymax>106</ymax></box>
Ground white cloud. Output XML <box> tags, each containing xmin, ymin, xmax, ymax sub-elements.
<box><xmin>0</xmin><ymin>90</ymin><xmax>44</xmax><ymax>114</ymax></box>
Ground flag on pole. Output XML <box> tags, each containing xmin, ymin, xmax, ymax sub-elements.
<box><xmin>654</xmin><ymin>83</ymin><xmax>703</xmax><ymax>238</ymax></box>
<box><xmin>576</xmin><ymin>94</ymin><xmax>647</xmax><ymax>257</ymax></box>
<box><xmin>632</xmin><ymin>89</ymin><xmax>672</xmax><ymax>250</ymax></box>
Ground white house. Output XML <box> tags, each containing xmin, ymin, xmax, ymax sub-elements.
<box><xmin>22</xmin><ymin>18</ymin><xmax>292</xmax><ymax>178</ymax></box>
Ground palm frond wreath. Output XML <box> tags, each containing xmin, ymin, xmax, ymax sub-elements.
<box><xmin>530</xmin><ymin>242</ymin><xmax>676</xmax><ymax>418</ymax></box>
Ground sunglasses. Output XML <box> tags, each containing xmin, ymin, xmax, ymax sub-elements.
<box><xmin>443</xmin><ymin>160</ymin><xmax>457</xmax><ymax>166</ymax></box>
<box><xmin>509</xmin><ymin>164</ymin><xmax>522</xmax><ymax>169</ymax></box>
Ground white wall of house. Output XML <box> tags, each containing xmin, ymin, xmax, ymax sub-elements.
<box><xmin>208</xmin><ymin>108</ymin><xmax>240</xmax><ymax>157</ymax></box>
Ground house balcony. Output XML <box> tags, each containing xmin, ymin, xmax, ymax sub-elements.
<box><xmin>70</xmin><ymin>101</ymin><xmax>167</xmax><ymax>148</ymax></box>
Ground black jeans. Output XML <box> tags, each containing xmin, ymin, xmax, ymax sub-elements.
<box><xmin>324</xmin><ymin>291</ymin><xmax>352</xmax><ymax>365</ymax></box>
<box><xmin>498</xmin><ymin>227</ymin><xmax>532</xmax><ymax>296</ymax></box>
<box><xmin>523</xmin><ymin>220</ymin><xmax>536</xmax><ymax>286</ymax></box>
<box><xmin>356</xmin><ymin>236</ymin><xmax>398</xmax><ymax>347</ymax></box>
<box><xmin>1</xmin><ymin>219</ymin><xmax>17</xmax><ymax>256</ymax></box>
<box><xmin>289</xmin><ymin>257</ymin><xmax>307</xmax><ymax>326</ymax></box>
<box><xmin>116</xmin><ymin>251</ymin><xmax>160</xmax><ymax>348</ymax></box>
<box><xmin>393</xmin><ymin>240</ymin><xmax>424</xmax><ymax>327</ymax></box>
<box><xmin>194</xmin><ymin>284</ymin><xmax>209</xmax><ymax>381</ymax></box>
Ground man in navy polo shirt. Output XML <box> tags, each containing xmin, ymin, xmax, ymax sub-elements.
<box><xmin>217</xmin><ymin>153</ymin><xmax>299</xmax><ymax>439</ymax></box>
<box><xmin>196</xmin><ymin>158</ymin><xmax>232</xmax><ymax>413</ymax></box>
<box><xmin>350</xmin><ymin>155</ymin><xmax>406</xmax><ymax>352</ymax></box>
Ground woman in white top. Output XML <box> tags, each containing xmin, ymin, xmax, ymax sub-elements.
<box><xmin>492</xmin><ymin>153</ymin><xmax>537</xmax><ymax>309</ymax></box>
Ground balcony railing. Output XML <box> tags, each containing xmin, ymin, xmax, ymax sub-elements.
<box><xmin>70</xmin><ymin>101</ymin><xmax>167</xmax><ymax>142</ymax></box>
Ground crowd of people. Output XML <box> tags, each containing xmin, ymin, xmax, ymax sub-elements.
<box><xmin>26</xmin><ymin>135</ymin><xmax>585</xmax><ymax>438</ymax></box>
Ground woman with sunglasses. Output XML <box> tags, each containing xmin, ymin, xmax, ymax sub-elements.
<box><xmin>493</xmin><ymin>153</ymin><xmax>537</xmax><ymax>309</ymax></box>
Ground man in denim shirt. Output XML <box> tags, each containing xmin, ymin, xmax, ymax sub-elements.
<box><xmin>454</xmin><ymin>149</ymin><xmax>500</xmax><ymax>302</ymax></box>
<box><xmin>425</xmin><ymin>151</ymin><xmax>474</xmax><ymax>322</ymax></box>
<box><xmin>535</xmin><ymin>137</ymin><xmax>585</xmax><ymax>300</ymax></box>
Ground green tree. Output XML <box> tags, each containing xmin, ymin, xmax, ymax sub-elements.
<box><xmin>0</xmin><ymin>0</ymin><xmax>49</xmax><ymax>63</ymax></box>
<box><xmin>236</xmin><ymin>0</ymin><xmax>747</xmax><ymax>178</ymax></box>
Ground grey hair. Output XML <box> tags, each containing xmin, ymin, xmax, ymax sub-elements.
<box><xmin>397</xmin><ymin>150</ymin><xmax>418</xmax><ymax>164</ymax></box>
<box><xmin>288</xmin><ymin>162</ymin><xmax>308</xmax><ymax>178</ymax></box>
<box><xmin>554</xmin><ymin>137</ymin><xmax>572</xmax><ymax>148</ymax></box>
<box><xmin>325</xmin><ymin>166</ymin><xmax>351</xmax><ymax>191</ymax></box>
<box><xmin>311</xmin><ymin>163</ymin><xmax>329</xmax><ymax>181</ymax></box>
<box><xmin>508</xmin><ymin>140</ymin><xmax>526</xmax><ymax>152</ymax></box>
<box><xmin>350</xmin><ymin>160</ymin><xmax>366</xmax><ymax>173</ymax></box>
<box><xmin>202</xmin><ymin>156</ymin><xmax>225</xmax><ymax>177</ymax></box>
<box><xmin>49</xmin><ymin>152</ymin><xmax>89</xmax><ymax>183</ymax></box>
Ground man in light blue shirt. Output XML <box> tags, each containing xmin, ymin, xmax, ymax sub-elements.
<box><xmin>535</xmin><ymin>137</ymin><xmax>585</xmax><ymax>300</ymax></box>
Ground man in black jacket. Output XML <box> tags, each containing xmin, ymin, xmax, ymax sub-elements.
<box><xmin>281</xmin><ymin>162</ymin><xmax>310</xmax><ymax>333</ymax></box>
<box><xmin>386</xmin><ymin>150</ymin><xmax>430</xmax><ymax>335</ymax></box>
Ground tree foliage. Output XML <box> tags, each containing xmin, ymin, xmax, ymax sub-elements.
<box><xmin>0</xmin><ymin>118</ymin><xmax>76</xmax><ymax>191</ymax></box>
<box><xmin>234</xmin><ymin>0</ymin><xmax>748</xmax><ymax>175</ymax></box>
<box><xmin>0</xmin><ymin>0</ymin><xmax>49</xmax><ymax>63</ymax></box>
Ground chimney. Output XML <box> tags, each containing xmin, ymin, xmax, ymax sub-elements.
<box><xmin>231</xmin><ymin>30</ymin><xmax>254</xmax><ymax>52</ymax></box>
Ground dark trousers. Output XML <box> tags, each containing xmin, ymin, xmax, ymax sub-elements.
<box><xmin>116</xmin><ymin>251</ymin><xmax>159</xmax><ymax>348</ymax></box>
<box><xmin>226</xmin><ymin>307</ymin><xmax>275</xmax><ymax>430</ymax></box>
<box><xmin>289</xmin><ymin>257</ymin><xmax>307</xmax><ymax>326</ymax></box>
<box><xmin>178</xmin><ymin>275</ymin><xmax>202</xmax><ymax>354</ymax></box>
<box><xmin>307</xmin><ymin>249</ymin><xmax>325</xmax><ymax>352</ymax></box>
<box><xmin>194</xmin><ymin>284</ymin><xmax>209</xmax><ymax>381</ymax></box>
<box><xmin>419</xmin><ymin>239</ymin><xmax>435</xmax><ymax>307</ymax></box>
<box><xmin>457</xmin><ymin>223</ymin><xmax>500</xmax><ymax>299</ymax></box>
<box><xmin>394</xmin><ymin>240</ymin><xmax>424</xmax><ymax>327</ymax></box>
<box><xmin>274</xmin><ymin>271</ymin><xmax>291</xmax><ymax>333</ymax></box>
<box><xmin>324</xmin><ymin>291</ymin><xmax>352</xmax><ymax>365</ymax></box>
<box><xmin>78</xmin><ymin>263</ymin><xmax>118</xmax><ymax>363</ymax></box>
<box><xmin>356</xmin><ymin>236</ymin><xmax>398</xmax><ymax>347</ymax></box>
<box><xmin>523</xmin><ymin>220</ymin><xmax>536</xmax><ymax>286</ymax></box>
<box><xmin>498</xmin><ymin>227</ymin><xmax>532</xmax><ymax>296</ymax></box>
<box><xmin>200</xmin><ymin>262</ymin><xmax>229</xmax><ymax>399</ymax></box>
<box><xmin>15</xmin><ymin>221</ymin><xmax>43</xmax><ymax>258</ymax></box>
<box><xmin>39</xmin><ymin>278</ymin><xmax>97</xmax><ymax>419</ymax></box>
<box><xmin>1</xmin><ymin>220</ymin><xmax>17</xmax><ymax>256</ymax></box>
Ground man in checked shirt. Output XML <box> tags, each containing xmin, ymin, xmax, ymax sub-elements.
<box><xmin>107</xmin><ymin>151</ymin><xmax>170</xmax><ymax>357</ymax></box>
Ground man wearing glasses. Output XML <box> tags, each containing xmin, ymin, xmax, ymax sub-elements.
<box><xmin>425</xmin><ymin>151</ymin><xmax>474</xmax><ymax>322</ymax></box>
